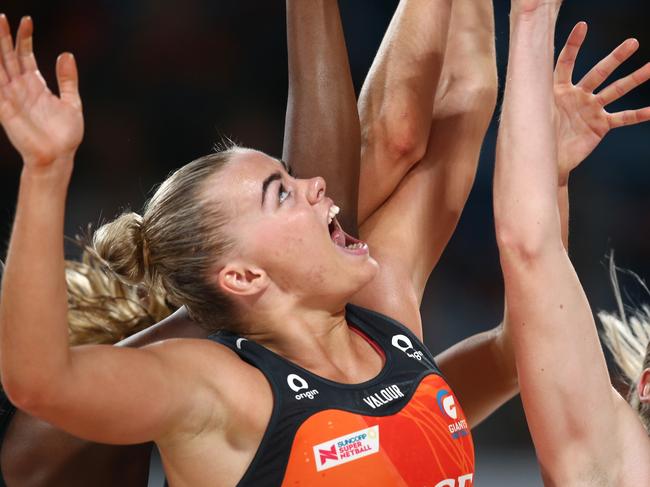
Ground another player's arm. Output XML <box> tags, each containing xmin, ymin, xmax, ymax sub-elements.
<box><xmin>353</xmin><ymin>0</ymin><xmax>496</xmax><ymax>337</ymax></box>
<box><xmin>494</xmin><ymin>3</ymin><xmax>649</xmax><ymax>482</ymax></box>
<box><xmin>438</xmin><ymin>21</ymin><xmax>650</xmax><ymax>428</ymax></box>
<box><xmin>0</xmin><ymin>16</ymin><xmax>226</xmax><ymax>447</ymax></box>
<box><xmin>282</xmin><ymin>0</ymin><xmax>359</xmax><ymax>234</ymax></box>
<box><xmin>356</xmin><ymin>0</ymin><xmax>452</xmax><ymax>227</ymax></box>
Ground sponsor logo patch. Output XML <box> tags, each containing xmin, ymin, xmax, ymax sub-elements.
<box><xmin>312</xmin><ymin>425</ymin><xmax>380</xmax><ymax>471</ymax></box>
<box><xmin>436</xmin><ymin>389</ymin><xmax>469</xmax><ymax>439</ymax></box>
<box><xmin>287</xmin><ymin>374</ymin><xmax>319</xmax><ymax>400</ymax></box>
<box><xmin>391</xmin><ymin>334</ymin><xmax>424</xmax><ymax>361</ymax></box>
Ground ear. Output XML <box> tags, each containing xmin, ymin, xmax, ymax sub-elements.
<box><xmin>218</xmin><ymin>262</ymin><xmax>269</xmax><ymax>297</ymax></box>
<box><xmin>638</xmin><ymin>368</ymin><xmax>650</xmax><ymax>404</ymax></box>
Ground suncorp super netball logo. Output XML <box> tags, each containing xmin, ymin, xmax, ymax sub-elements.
<box><xmin>312</xmin><ymin>425</ymin><xmax>380</xmax><ymax>471</ymax></box>
<box><xmin>437</xmin><ymin>389</ymin><xmax>469</xmax><ymax>439</ymax></box>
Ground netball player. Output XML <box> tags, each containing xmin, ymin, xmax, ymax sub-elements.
<box><xmin>494</xmin><ymin>0</ymin><xmax>650</xmax><ymax>484</ymax></box>
<box><xmin>0</xmin><ymin>2</ymin><xmax>361</xmax><ymax>485</ymax></box>
<box><xmin>1</xmin><ymin>1</ymin><xmax>644</xmax><ymax>486</ymax></box>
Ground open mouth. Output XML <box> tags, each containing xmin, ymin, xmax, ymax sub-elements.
<box><xmin>327</xmin><ymin>205</ymin><xmax>368</xmax><ymax>254</ymax></box>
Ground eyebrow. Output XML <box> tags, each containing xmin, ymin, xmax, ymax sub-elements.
<box><xmin>261</xmin><ymin>172</ymin><xmax>283</xmax><ymax>207</ymax></box>
<box><xmin>279</xmin><ymin>159</ymin><xmax>294</xmax><ymax>177</ymax></box>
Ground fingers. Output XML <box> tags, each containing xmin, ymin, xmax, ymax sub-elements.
<box><xmin>56</xmin><ymin>52</ymin><xmax>81</xmax><ymax>108</ymax></box>
<box><xmin>578</xmin><ymin>38</ymin><xmax>639</xmax><ymax>93</ymax></box>
<box><xmin>555</xmin><ymin>22</ymin><xmax>588</xmax><ymax>85</ymax></box>
<box><xmin>16</xmin><ymin>16</ymin><xmax>38</xmax><ymax>74</ymax></box>
<box><xmin>596</xmin><ymin>62</ymin><xmax>650</xmax><ymax>107</ymax></box>
<box><xmin>608</xmin><ymin>106</ymin><xmax>650</xmax><ymax>129</ymax></box>
<box><xmin>0</xmin><ymin>14</ymin><xmax>21</xmax><ymax>80</ymax></box>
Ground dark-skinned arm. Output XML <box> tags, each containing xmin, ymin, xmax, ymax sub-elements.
<box><xmin>283</xmin><ymin>0</ymin><xmax>359</xmax><ymax>235</ymax></box>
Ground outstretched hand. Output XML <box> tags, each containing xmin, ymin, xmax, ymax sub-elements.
<box><xmin>0</xmin><ymin>15</ymin><xmax>83</xmax><ymax>169</ymax></box>
<box><xmin>555</xmin><ymin>22</ymin><xmax>650</xmax><ymax>183</ymax></box>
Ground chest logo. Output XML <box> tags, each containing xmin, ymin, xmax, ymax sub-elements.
<box><xmin>313</xmin><ymin>425</ymin><xmax>380</xmax><ymax>472</ymax></box>
<box><xmin>362</xmin><ymin>384</ymin><xmax>405</xmax><ymax>409</ymax></box>
<box><xmin>391</xmin><ymin>334</ymin><xmax>424</xmax><ymax>361</ymax></box>
<box><xmin>437</xmin><ymin>389</ymin><xmax>469</xmax><ymax>439</ymax></box>
<box><xmin>287</xmin><ymin>374</ymin><xmax>319</xmax><ymax>400</ymax></box>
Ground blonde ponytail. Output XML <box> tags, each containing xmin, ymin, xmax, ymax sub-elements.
<box><xmin>66</xmin><ymin>238</ymin><xmax>174</xmax><ymax>345</ymax></box>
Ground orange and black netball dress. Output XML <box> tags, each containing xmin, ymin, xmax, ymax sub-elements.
<box><xmin>210</xmin><ymin>304</ymin><xmax>475</xmax><ymax>487</ymax></box>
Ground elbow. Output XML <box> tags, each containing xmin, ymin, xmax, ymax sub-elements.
<box><xmin>364</xmin><ymin>113</ymin><xmax>428</xmax><ymax>171</ymax></box>
<box><xmin>444</xmin><ymin>81</ymin><xmax>499</xmax><ymax>123</ymax></box>
<box><xmin>1</xmin><ymin>369</ymin><xmax>58</xmax><ymax>416</ymax></box>
<box><xmin>494</xmin><ymin>218</ymin><xmax>553</xmax><ymax>264</ymax></box>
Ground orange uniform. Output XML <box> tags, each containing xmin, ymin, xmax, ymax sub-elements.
<box><xmin>211</xmin><ymin>305</ymin><xmax>475</xmax><ymax>486</ymax></box>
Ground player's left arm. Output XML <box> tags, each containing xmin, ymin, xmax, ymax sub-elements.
<box><xmin>494</xmin><ymin>2</ymin><xmax>650</xmax><ymax>482</ymax></box>
<box><xmin>436</xmin><ymin>21</ymin><xmax>650</xmax><ymax>428</ymax></box>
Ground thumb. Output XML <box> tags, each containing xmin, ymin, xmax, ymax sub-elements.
<box><xmin>56</xmin><ymin>52</ymin><xmax>82</xmax><ymax>108</ymax></box>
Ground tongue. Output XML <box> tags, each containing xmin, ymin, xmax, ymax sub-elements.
<box><xmin>331</xmin><ymin>228</ymin><xmax>347</xmax><ymax>247</ymax></box>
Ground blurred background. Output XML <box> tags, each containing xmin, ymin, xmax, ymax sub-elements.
<box><xmin>1</xmin><ymin>1</ymin><xmax>649</xmax><ymax>485</ymax></box>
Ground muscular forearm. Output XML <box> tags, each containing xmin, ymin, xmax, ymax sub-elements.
<box><xmin>494</xmin><ymin>4</ymin><xmax>561</xmax><ymax>249</ymax></box>
<box><xmin>357</xmin><ymin>0</ymin><xmax>452</xmax><ymax>224</ymax></box>
<box><xmin>283</xmin><ymin>0</ymin><xmax>359</xmax><ymax>234</ymax></box>
<box><xmin>0</xmin><ymin>161</ymin><xmax>73</xmax><ymax>403</ymax></box>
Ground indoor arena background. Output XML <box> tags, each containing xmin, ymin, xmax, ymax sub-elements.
<box><xmin>1</xmin><ymin>1</ymin><xmax>649</xmax><ymax>485</ymax></box>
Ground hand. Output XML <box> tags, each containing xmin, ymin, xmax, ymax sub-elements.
<box><xmin>554</xmin><ymin>22</ymin><xmax>650</xmax><ymax>184</ymax></box>
<box><xmin>0</xmin><ymin>15</ymin><xmax>83</xmax><ymax>169</ymax></box>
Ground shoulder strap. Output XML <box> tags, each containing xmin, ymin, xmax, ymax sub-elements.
<box><xmin>345</xmin><ymin>304</ymin><xmax>441</xmax><ymax>374</ymax></box>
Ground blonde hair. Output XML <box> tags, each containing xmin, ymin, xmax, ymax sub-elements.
<box><xmin>65</xmin><ymin>244</ymin><xmax>173</xmax><ymax>345</ymax></box>
<box><xmin>89</xmin><ymin>149</ymin><xmax>240</xmax><ymax>331</ymax></box>
<box><xmin>598</xmin><ymin>255</ymin><xmax>650</xmax><ymax>431</ymax></box>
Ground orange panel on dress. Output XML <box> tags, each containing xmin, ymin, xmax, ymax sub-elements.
<box><xmin>281</xmin><ymin>375</ymin><xmax>475</xmax><ymax>486</ymax></box>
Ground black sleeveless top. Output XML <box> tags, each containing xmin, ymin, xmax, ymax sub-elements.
<box><xmin>209</xmin><ymin>304</ymin><xmax>475</xmax><ymax>487</ymax></box>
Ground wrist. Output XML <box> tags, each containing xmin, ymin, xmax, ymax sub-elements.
<box><xmin>511</xmin><ymin>1</ymin><xmax>561</xmax><ymax>18</ymax></box>
<box><xmin>21</xmin><ymin>156</ymin><xmax>74</xmax><ymax>188</ymax></box>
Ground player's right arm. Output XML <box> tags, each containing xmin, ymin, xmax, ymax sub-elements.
<box><xmin>0</xmin><ymin>16</ymin><xmax>228</xmax><ymax>447</ymax></box>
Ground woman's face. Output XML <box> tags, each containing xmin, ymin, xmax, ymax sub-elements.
<box><xmin>206</xmin><ymin>149</ymin><xmax>378</xmax><ymax>305</ymax></box>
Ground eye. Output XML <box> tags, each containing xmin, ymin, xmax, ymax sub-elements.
<box><xmin>278</xmin><ymin>183</ymin><xmax>291</xmax><ymax>204</ymax></box>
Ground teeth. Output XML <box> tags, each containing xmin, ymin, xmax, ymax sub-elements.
<box><xmin>327</xmin><ymin>205</ymin><xmax>341</xmax><ymax>225</ymax></box>
<box><xmin>346</xmin><ymin>242</ymin><xmax>366</xmax><ymax>250</ymax></box>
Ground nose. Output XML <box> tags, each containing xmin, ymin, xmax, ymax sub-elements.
<box><xmin>306</xmin><ymin>176</ymin><xmax>326</xmax><ymax>205</ymax></box>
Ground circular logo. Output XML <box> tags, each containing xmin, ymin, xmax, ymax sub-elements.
<box><xmin>287</xmin><ymin>374</ymin><xmax>309</xmax><ymax>392</ymax></box>
<box><xmin>391</xmin><ymin>334</ymin><xmax>413</xmax><ymax>353</ymax></box>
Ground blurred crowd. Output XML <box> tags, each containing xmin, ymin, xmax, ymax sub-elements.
<box><xmin>1</xmin><ymin>0</ymin><xmax>649</xmax><ymax>456</ymax></box>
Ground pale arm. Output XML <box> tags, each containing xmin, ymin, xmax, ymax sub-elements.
<box><xmin>494</xmin><ymin>2</ymin><xmax>649</xmax><ymax>482</ymax></box>
<box><xmin>0</xmin><ymin>17</ymin><xmax>219</xmax><ymax>446</ymax></box>
<box><xmin>353</xmin><ymin>0</ymin><xmax>497</xmax><ymax>339</ymax></box>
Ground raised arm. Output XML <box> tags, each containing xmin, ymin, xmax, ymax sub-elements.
<box><xmin>282</xmin><ymin>0</ymin><xmax>359</xmax><ymax>234</ymax></box>
<box><xmin>0</xmin><ymin>16</ymin><xmax>222</xmax><ymax>446</ymax></box>
<box><xmin>494</xmin><ymin>2</ymin><xmax>650</xmax><ymax>483</ymax></box>
<box><xmin>439</xmin><ymin>20</ymin><xmax>650</xmax><ymax>428</ymax></box>
<box><xmin>356</xmin><ymin>0</ymin><xmax>452</xmax><ymax>227</ymax></box>
<box><xmin>353</xmin><ymin>0</ymin><xmax>496</xmax><ymax>337</ymax></box>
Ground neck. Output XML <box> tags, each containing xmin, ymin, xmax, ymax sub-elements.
<box><xmin>239</xmin><ymin>299</ymin><xmax>381</xmax><ymax>384</ymax></box>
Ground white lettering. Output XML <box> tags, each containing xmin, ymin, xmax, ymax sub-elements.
<box><xmin>362</xmin><ymin>385</ymin><xmax>405</xmax><ymax>409</ymax></box>
<box><xmin>434</xmin><ymin>474</ymin><xmax>473</xmax><ymax>487</ymax></box>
